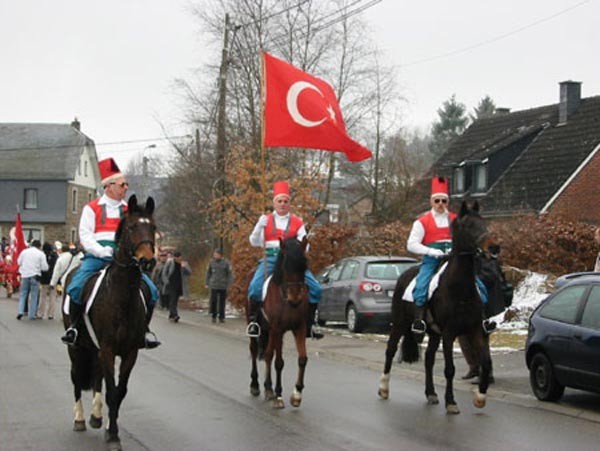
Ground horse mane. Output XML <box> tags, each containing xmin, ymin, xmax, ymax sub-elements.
<box><xmin>450</xmin><ymin>201</ymin><xmax>484</xmax><ymax>254</ymax></box>
<box><xmin>272</xmin><ymin>238</ymin><xmax>307</xmax><ymax>285</ymax></box>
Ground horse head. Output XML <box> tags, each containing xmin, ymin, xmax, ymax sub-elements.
<box><xmin>273</xmin><ymin>237</ymin><xmax>308</xmax><ymax>305</ymax></box>
<box><xmin>114</xmin><ymin>195</ymin><xmax>156</xmax><ymax>271</ymax></box>
<box><xmin>451</xmin><ymin>201</ymin><xmax>490</xmax><ymax>254</ymax></box>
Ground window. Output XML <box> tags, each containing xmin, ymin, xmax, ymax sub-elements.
<box><xmin>453</xmin><ymin>167</ymin><xmax>465</xmax><ymax>193</ymax></box>
<box><xmin>71</xmin><ymin>189</ymin><xmax>78</xmax><ymax>213</ymax></box>
<box><xmin>70</xmin><ymin>228</ymin><xmax>77</xmax><ymax>244</ymax></box>
<box><xmin>24</xmin><ymin>188</ymin><xmax>38</xmax><ymax>209</ymax></box>
<box><xmin>88</xmin><ymin>192</ymin><xmax>93</xmax><ymax>202</ymax></box>
<box><xmin>84</xmin><ymin>161</ymin><xmax>88</xmax><ymax>177</ymax></box>
<box><xmin>581</xmin><ymin>286</ymin><xmax>600</xmax><ymax>330</ymax></box>
<box><xmin>23</xmin><ymin>227</ymin><xmax>42</xmax><ymax>243</ymax></box>
<box><xmin>540</xmin><ymin>285</ymin><xmax>587</xmax><ymax>324</ymax></box>
<box><xmin>328</xmin><ymin>264</ymin><xmax>344</xmax><ymax>282</ymax></box>
<box><xmin>340</xmin><ymin>261</ymin><xmax>359</xmax><ymax>280</ymax></box>
<box><xmin>473</xmin><ymin>163</ymin><xmax>487</xmax><ymax>193</ymax></box>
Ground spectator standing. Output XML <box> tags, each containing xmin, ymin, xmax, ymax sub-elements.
<box><xmin>37</xmin><ymin>242</ymin><xmax>59</xmax><ymax>319</ymax></box>
<box><xmin>17</xmin><ymin>240</ymin><xmax>48</xmax><ymax>320</ymax></box>
<box><xmin>50</xmin><ymin>244</ymin><xmax>83</xmax><ymax>296</ymax></box>
<box><xmin>151</xmin><ymin>251</ymin><xmax>169</xmax><ymax>309</ymax></box>
<box><xmin>162</xmin><ymin>251</ymin><xmax>190</xmax><ymax>322</ymax></box>
<box><xmin>205</xmin><ymin>249</ymin><xmax>233</xmax><ymax>323</ymax></box>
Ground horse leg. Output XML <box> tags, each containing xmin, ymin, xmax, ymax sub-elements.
<box><xmin>273</xmin><ymin>333</ymin><xmax>285</xmax><ymax>409</ymax></box>
<box><xmin>249</xmin><ymin>337</ymin><xmax>260</xmax><ymax>397</ymax></box>
<box><xmin>378</xmin><ymin>323</ymin><xmax>403</xmax><ymax>400</ymax></box>
<box><xmin>263</xmin><ymin>336</ymin><xmax>275</xmax><ymax>401</ymax></box>
<box><xmin>473</xmin><ymin>332</ymin><xmax>491</xmax><ymax>409</ymax></box>
<box><xmin>72</xmin><ymin>385</ymin><xmax>86</xmax><ymax>432</ymax></box>
<box><xmin>99</xmin><ymin>347</ymin><xmax>121</xmax><ymax>449</ymax></box>
<box><xmin>290</xmin><ymin>328</ymin><xmax>307</xmax><ymax>408</ymax></box>
<box><xmin>442</xmin><ymin>335</ymin><xmax>459</xmax><ymax>414</ymax></box>
<box><xmin>89</xmin><ymin>358</ymin><xmax>103</xmax><ymax>429</ymax></box>
<box><xmin>424</xmin><ymin>333</ymin><xmax>440</xmax><ymax>405</ymax></box>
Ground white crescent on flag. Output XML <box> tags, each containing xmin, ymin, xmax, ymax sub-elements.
<box><xmin>286</xmin><ymin>81</ymin><xmax>327</xmax><ymax>128</ymax></box>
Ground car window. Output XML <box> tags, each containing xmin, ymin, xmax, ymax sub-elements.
<box><xmin>581</xmin><ymin>285</ymin><xmax>600</xmax><ymax>330</ymax></box>
<box><xmin>365</xmin><ymin>262</ymin><xmax>414</xmax><ymax>280</ymax></box>
<box><xmin>539</xmin><ymin>285</ymin><xmax>587</xmax><ymax>324</ymax></box>
<box><xmin>340</xmin><ymin>260</ymin><xmax>359</xmax><ymax>280</ymax></box>
<box><xmin>328</xmin><ymin>263</ymin><xmax>343</xmax><ymax>282</ymax></box>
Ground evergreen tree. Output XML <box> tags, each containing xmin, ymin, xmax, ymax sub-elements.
<box><xmin>429</xmin><ymin>95</ymin><xmax>468</xmax><ymax>158</ymax></box>
<box><xmin>470</xmin><ymin>95</ymin><xmax>496</xmax><ymax>122</ymax></box>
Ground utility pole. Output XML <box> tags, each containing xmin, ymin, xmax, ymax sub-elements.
<box><xmin>215</xmin><ymin>13</ymin><xmax>230</xmax><ymax>251</ymax></box>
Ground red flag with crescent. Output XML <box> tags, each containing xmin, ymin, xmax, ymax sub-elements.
<box><xmin>262</xmin><ymin>51</ymin><xmax>372</xmax><ymax>163</ymax></box>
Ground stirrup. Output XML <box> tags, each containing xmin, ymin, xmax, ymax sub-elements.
<box><xmin>144</xmin><ymin>331</ymin><xmax>161</xmax><ymax>349</ymax></box>
<box><xmin>61</xmin><ymin>327</ymin><xmax>78</xmax><ymax>346</ymax></box>
<box><xmin>411</xmin><ymin>320</ymin><xmax>426</xmax><ymax>335</ymax></box>
<box><xmin>246</xmin><ymin>322</ymin><xmax>261</xmax><ymax>338</ymax></box>
<box><xmin>482</xmin><ymin>319</ymin><xmax>497</xmax><ymax>335</ymax></box>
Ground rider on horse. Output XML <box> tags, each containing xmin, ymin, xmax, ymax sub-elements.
<box><xmin>408</xmin><ymin>176</ymin><xmax>495</xmax><ymax>336</ymax></box>
<box><xmin>61</xmin><ymin>158</ymin><xmax>161</xmax><ymax>349</ymax></box>
<box><xmin>246</xmin><ymin>180</ymin><xmax>323</xmax><ymax>339</ymax></box>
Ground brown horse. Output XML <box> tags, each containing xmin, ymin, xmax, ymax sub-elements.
<box><xmin>247</xmin><ymin>237</ymin><xmax>310</xmax><ymax>409</ymax></box>
<box><xmin>378</xmin><ymin>201</ymin><xmax>493</xmax><ymax>414</ymax></box>
<box><xmin>63</xmin><ymin>195</ymin><xmax>156</xmax><ymax>450</ymax></box>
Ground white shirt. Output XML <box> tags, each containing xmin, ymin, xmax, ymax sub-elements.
<box><xmin>407</xmin><ymin>208</ymin><xmax>452</xmax><ymax>256</ymax></box>
<box><xmin>50</xmin><ymin>251</ymin><xmax>83</xmax><ymax>287</ymax></box>
<box><xmin>17</xmin><ymin>246</ymin><xmax>48</xmax><ymax>278</ymax></box>
<box><xmin>249</xmin><ymin>212</ymin><xmax>307</xmax><ymax>248</ymax></box>
<box><xmin>79</xmin><ymin>194</ymin><xmax>126</xmax><ymax>258</ymax></box>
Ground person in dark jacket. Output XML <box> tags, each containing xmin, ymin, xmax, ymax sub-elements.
<box><xmin>37</xmin><ymin>242</ymin><xmax>59</xmax><ymax>319</ymax></box>
<box><xmin>205</xmin><ymin>249</ymin><xmax>233</xmax><ymax>323</ymax></box>
<box><xmin>162</xmin><ymin>251</ymin><xmax>191</xmax><ymax>322</ymax></box>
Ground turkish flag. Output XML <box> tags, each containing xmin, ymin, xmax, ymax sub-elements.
<box><xmin>11</xmin><ymin>212</ymin><xmax>26</xmax><ymax>266</ymax></box>
<box><xmin>262</xmin><ymin>52</ymin><xmax>372</xmax><ymax>163</ymax></box>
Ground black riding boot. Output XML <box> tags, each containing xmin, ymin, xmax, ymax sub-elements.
<box><xmin>246</xmin><ymin>300</ymin><xmax>261</xmax><ymax>337</ymax></box>
<box><xmin>61</xmin><ymin>301</ymin><xmax>84</xmax><ymax>346</ymax></box>
<box><xmin>307</xmin><ymin>303</ymin><xmax>324</xmax><ymax>340</ymax></box>
<box><xmin>143</xmin><ymin>303</ymin><xmax>161</xmax><ymax>349</ymax></box>
<box><xmin>411</xmin><ymin>305</ymin><xmax>427</xmax><ymax>335</ymax></box>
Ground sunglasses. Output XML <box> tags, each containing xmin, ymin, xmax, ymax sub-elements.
<box><xmin>110</xmin><ymin>182</ymin><xmax>129</xmax><ymax>188</ymax></box>
<box><xmin>434</xmin><ymin>198</ymin><xmax>448</xmax><ymax>204</ymax></box>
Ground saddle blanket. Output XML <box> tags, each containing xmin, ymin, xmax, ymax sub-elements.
<box><xmin>402</xmin><ymin>262</ymin><xmax>448</xmax><ymax>303</ymax></box>
<box><xmin>262</xmin><ymin>274</ymin><xmax>273</xmax><ymax>301</ymax></box>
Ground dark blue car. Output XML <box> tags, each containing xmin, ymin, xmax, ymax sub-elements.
<box><xmin>525</xmin><ymin>273</ymin><xmax>600</xmax><ymax>401</ymax></box>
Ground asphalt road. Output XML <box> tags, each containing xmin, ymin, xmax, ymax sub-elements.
<box><xmin>2</xmin><ymin>292</ymin><xmax>600</xmax><ymax>451</ymax></box>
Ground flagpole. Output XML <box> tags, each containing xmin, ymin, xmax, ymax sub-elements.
<box><xmin>260</xmin><ymin>50</ymin><xmax>268</xmax><ymax>283</ymax></box>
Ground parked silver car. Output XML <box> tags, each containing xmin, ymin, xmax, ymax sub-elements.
<box><xmin>317</xmin><ymin>256</ymin><xmax>418</xmax><ymax>333</ymax></box>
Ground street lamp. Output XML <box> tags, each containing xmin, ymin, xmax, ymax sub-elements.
<box><xmin>142</xmin><ymin>144</ymin><xmax>156</xmax><ymax>199</ymax></box>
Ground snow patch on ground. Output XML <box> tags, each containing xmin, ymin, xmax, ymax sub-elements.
<box><xmin>494</xmin><ymin>271</ymin><xmax>550</xmax><ymax>330</ymax></box>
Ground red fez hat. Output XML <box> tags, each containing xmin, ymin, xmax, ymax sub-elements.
<box><xmin>98</xmin><ymin>158</ymin><xmax>123</xmax><ymax>186</ymax></box>
<box><xmin>431</xmin><ymin>176</ymin><xmax>449</xmax><ymax>198</ymax></box>
<box><xmin>273</xmin><ymin>180</ymin><xmax>290</xmax><ymax>200</ymax></box>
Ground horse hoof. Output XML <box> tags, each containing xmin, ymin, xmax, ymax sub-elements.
<box><xmin>106</xmin><ymin>441</ymin><xmax>122</xmax><ymax>451</ymax></box>
<box><xmin>265</xmin><ymin>390</ymin><xmax>276</xmax><ymax>401</ymax></box>
<box><xmin>446</xmin><ymin>404</ymin><xmax>460</xmax><ymax>415</ymax></box>
<box><xmin>73</xmin><ymin>420</ymin><xmax>86</xmax><ymax>432</ymax></box>
<box><xmin>250</xmin><ymin>386</ymin><xmax>260</xmax><ymax>397</ymax></box>
<box><xmin>273</xmin><ymin>397</ymin><xmax>285</xmax><ymax>409</ymax></box>
<box><xmin>426</xmin><ymin>394</ymin><xmax>439</xmax><ymax>405</ymax></box>
<box><xmin>89</xmin><ymin>414</ymin><xmax>102</xmax><ymax>429</ymax></box>
<box><xmin>290</xmin><ymin>394</ymin><xmax>302</xmax><ymax>407</ymax></box>
<box><xmin>378</xmin><ymin>388</ymin><xmax>389</xmax><ymax>400</ymax></box>
<box><xmin>473</xmin><ymin>390</ymin><xmax>486</xmax><ymax>409</ymax></box>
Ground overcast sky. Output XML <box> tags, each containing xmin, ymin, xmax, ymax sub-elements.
<box><xmin>1</xmin><ymin>0</ymin><xmax>598</xmax><ymax>170</ymax></box>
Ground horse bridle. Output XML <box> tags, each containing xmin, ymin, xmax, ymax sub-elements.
<box><xmin>280</xmin><ymin>280</ymin><xmax>307</xmax><ymax>307</ymax></box>
<box><xmin>113</xmin><ymin>221</ymin><xmax>156</xmax><ymax>272</ymax></box>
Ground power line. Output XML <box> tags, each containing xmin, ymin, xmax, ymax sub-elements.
<box><xmin>401</xmin><ymin>0</ymin><xmax>592</xmax><ymax>68</ymax></box>
<box><xmin>236</xmin><ymin>0</ymin><xmax>310</xmax><ymax>28</ymax></box>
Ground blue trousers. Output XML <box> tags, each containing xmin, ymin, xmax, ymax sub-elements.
<box><xmin>248</xmin><ymin>255</ymin><xmax>322</xmax><ymax>304</ymax></box>
<box><xmin>19</xmin><ymin>276</ymin><xmax>40</xmax><ymax>320</ymax></box>
<box><xmin>67</xmin><ymin>254</ymin><xmax>158</xmax><ymax>306</ymax></box>
<box><xmin>413</xmin><ymin>255</ymin><xmax>487</xmax><ymax>307</ymax></box>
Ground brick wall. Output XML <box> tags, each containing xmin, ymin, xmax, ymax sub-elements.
<box><xmin>550</xmin><ymin>149</ymin><xmax>600</xmax><ymax>223</ymax></box>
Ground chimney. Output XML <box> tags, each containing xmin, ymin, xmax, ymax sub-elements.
<box><xmin>558</xmin><ymin>80</ymin><xmax>581</xmax><ymax>124</ymax></box>
<box><xmin>71</xmin><ymin>117</ymin><xmax>81</xmax><ymax>131</ymax></box>
<box><xmin>495</xmin><ymin>107</ymin><xmax>511</xmax><ymax>115</ymax></box>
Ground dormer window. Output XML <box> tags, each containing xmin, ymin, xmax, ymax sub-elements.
<box><xmin>473</xmin><ymin>162</ymin><xmax>488</xmax><ymax>193</ymax></box>
<box><xmin>453</xmin><ymin>166</ymin><xmax>466</xmax><ymax>194</ymax></box>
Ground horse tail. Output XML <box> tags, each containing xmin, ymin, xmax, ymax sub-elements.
<box><xmin>401</xmin><ymin>331</ymin><xmax>420</xmax><ymax>363</ymax></box>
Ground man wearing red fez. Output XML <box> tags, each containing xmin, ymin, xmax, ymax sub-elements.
<box><xmin>246</xmin><ymin>180</ymin><xmax>323</xmax><ymax>339</ymax></box>
<box><xmin>61</xmin><ymin>158</ymin><xmax>160</xmax><ymax>348</ymax></box>
<box><xmin>407</xmin><ymin>177</ymin><xmax>493</xmax><ymax>335</ymax></box>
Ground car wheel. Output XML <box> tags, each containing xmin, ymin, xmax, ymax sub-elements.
<box><xmin>346</xmin><ymin>303</ymin><xmax>363</xmax><ymax>333</ymax></box>
<box><xmin>529</xmin><ymin>353</ymin><xmax>565</xmax><ymax>402</ymax></box>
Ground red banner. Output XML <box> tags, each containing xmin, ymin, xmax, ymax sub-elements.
<box><xmin>11</xmin><ymin>212</ymin><xmax>26</xmax><ymax>266</ymax></box>
<box><xmin>262</xmin><ymin>51</ymin><xmax>372</xmax><ymax>163</ymax></box>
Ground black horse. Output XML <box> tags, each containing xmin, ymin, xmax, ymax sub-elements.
<box><xmin>247</xmin><ymin>237</ymin><xmax>311</xmax><ymax>409</ymax></box>
<box><xmin>62</xmin><ymin>195</ymin><xmax>156</xmax><ymax>449</ymax></box>
<box><xmin>378</xmin><ymin>201</ymin><xmax>493</xmax><ymax>414</ymax></box>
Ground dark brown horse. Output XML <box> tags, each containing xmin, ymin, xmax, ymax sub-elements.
<box><xmin>378</xmin><ymin>201</ymin><xmax>493</xmax><ymax>414</ymax></box>
<box><xmin>247</xmin><ymin>237</ymin><xmax>310</xmax><ymax>409</ymax></box>
<box><xmin>63</xmin><ymin>195</ymin><xmax>156</xmax><ymax>450</ymax></box>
